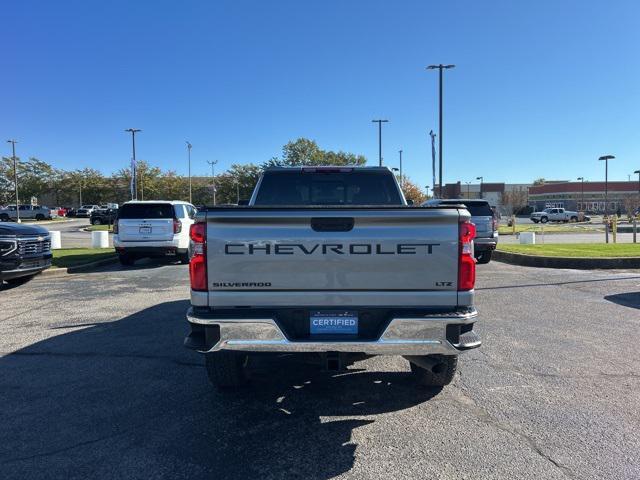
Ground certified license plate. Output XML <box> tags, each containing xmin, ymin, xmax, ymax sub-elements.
<box><xmin>310</xmin><ymin>311</ymin><xmax>358</xmax><ymax>335</ymax></box>
<box><xmin>139</xmin><ymin>226</ymin><xmax>152</xmax><ymax>234</ymax></box>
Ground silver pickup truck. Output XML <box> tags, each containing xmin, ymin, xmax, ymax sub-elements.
<box><xmin>185</xmin><ymin>167</ymin><xmax>480</xmax><ymax>391</ymax></box>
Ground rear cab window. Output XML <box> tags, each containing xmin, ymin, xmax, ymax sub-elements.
<box><xmin>254</xmin><ymin>169</ymin><xmax>403</xmax><ymax>206</ymax></box>
<box><xmin>440</xmin><ymin>201</ymin><xmax>493</xmax><ymax>217</ymax></box>
<box><xmin>118</xmin><ymin>203</ymin><xmax>175</xmax><ymax>219</ymax></box>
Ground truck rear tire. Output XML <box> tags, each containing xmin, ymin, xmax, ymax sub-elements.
<box><xmin>118</xmin><ymin>254</ymin><xmax>135</xmax><ymax>266</ymax></box>
<box><xmin>408</xmin><ymin>355</ymin><xmax>457</xmax><ymax>387</ymax></box>
<box><xmin>540</xmin><ymin>217</ymin><xmax>548</xmax><ymax>223</ymax></box>
<box><xmin>205</xmin><ymin>351</ymin><xmax>248</xmax><ymax>389</ymax></box>
<box><xmin>476</xmin><ymin>251</ymin><xmax>492</xmax><ymax>264</ymax></box>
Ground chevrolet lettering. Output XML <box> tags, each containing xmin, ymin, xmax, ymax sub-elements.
<box><xmin>224</xmin><ymin>242</ymin><xmax>440</xmax><ymax>255</ymax></box>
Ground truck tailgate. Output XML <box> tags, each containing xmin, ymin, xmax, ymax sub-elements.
<box><xmin>203</xmin><ymin>208</ymin><xmax>465</xmax><ymax>308</ymax></box>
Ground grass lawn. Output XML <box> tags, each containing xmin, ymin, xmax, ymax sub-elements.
<box><xmin>86</xmin><ymin>224</ymin><xmax>113</xmax><ymax>232</ymax></box>
<box><xmin>497</xmin><ymin>243</ymin><xmax>640</xmax><ymax>258</ymax></box>
<box><xmin>52</xmin><ymin>248</ymin><xmax>116</xmax><ymax>268</ymax></box>
<box><xmin>498</xmin><ymin>224</ymin><xmax>602</xmax><ymax>235</ymax></box>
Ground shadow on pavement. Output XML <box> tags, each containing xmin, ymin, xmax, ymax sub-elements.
<box><xmin>604</xmin><ymin>292</ymin><xmax>640</xmax><ymax>309</ymax></box>
<box><xmin>0</xmin><ymin>300</ymin><xmax>437</xmax><ymax>480</ymax></box>
<box><xmin>68</xmin><ymin>256</ymin><xmax>185</xmax><ymax>274</ymax></box>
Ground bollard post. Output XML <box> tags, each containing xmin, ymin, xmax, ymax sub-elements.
<box><xmin>634</xmin><ymin>219</ymin><xmax>637</xmax><ymax>244</ymax></box>
<box><xmin>604</xmin><ymin>216</ymin><xmax>609</xmax><ymax>244</ymax></box>
<box><xmin>91</xmin><ymin>231</ymin><xmax>109</xmax><ymax>248</ymax></box>
<box><xmin>49</xmin><ymin>230</ymin><xmax>62</xmax><ymax>249</ymax></box>
<box><xmin>612</xmin><ymin>215</ymin><xmax>617</xmax><ymax>244</ymax></box>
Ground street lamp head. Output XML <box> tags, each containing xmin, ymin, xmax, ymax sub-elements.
<box><xmin>186</xmin><ymin>141</ymin><xmax>192</xmax><ymax>149</ymax></box>
<box><xmin>391</xmin><ymin>167</ymin><xmax>399</xmax><ymax>172</ymax></box>
<box><xmin>476</xmin><ymin>176</ymin><xmax>483</xmax><ymax>181</ymax></box>
<box><xmin>577</xmin><ymin>177</ymin><xmax>584</xmax><ymax>181</ymax></box>
<box><xmin>598</xmin><ymin>155</ymin><xmax>615</xmax><ymax>161</ymax></box>
<box><xmin>426</xmin><ymin>64</ymin><xmax>455</xmax><ymax>70</ymax></box>
<box><xmin>372</xmin><ymin>119</ymin><xmax>389</xmax><ymax>123</ymax></box>
<box><xmin>125</xmin><ymin>128</ymin><xmax>141</xmax><ymax>133</ymax></box>
<box><xmin>634</xmin><ymin>170</ymin><xmax>640</xmax><ymax>174</ymax></box>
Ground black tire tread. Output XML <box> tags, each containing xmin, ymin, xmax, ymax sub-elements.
<box><xmin>476</xmin><ymin>251</ymin><xmax>492</xmax><ymax>264</ymax></box>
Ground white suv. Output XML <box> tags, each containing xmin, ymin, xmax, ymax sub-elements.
<box><xmin>113</xmin><ymin>201</ymin><xmax>197</xmax><ymax>266</ymax></box>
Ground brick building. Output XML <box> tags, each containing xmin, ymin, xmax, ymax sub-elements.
<box><xmin>528</xmin><ymin>181</ymin><xmax>640</xmax><ymax>214</ymax></box>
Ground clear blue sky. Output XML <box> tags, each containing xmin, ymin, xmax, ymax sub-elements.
<box><xmin>4</xmin><ymin>0</ymin><xmax>639</xmax><ymax>187</ymax></box>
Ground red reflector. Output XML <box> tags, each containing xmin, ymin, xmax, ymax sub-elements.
<box><xmin>458</xmin><ymin>255</ymin><xmax>476</xmax><ymax>291</ymax></box>
<box><xmin>189</xmin><ymin>254</ymin><xmax>207</xmax><ymax>291</ymax></box>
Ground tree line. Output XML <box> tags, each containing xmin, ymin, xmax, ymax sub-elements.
<box><xmin>1</xmin><ymin>138</ymin><xmax>427</xmax><ymax>207</ymax></box>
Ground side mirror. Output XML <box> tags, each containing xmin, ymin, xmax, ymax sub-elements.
<box><xmin>237</xmin><ymin>199</ymin><xmax>249</xmax><ymax>206</ymax></box>
<box><xmin>406</xmin><ymin>199</ymin><xmax>414</xmax><ymax>206</ymax></box>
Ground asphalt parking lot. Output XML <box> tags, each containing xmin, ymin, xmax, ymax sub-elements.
<box><xmin>1</xmin><ymin>261</ymin><xmax>639</xmax><ymax>479</ymax></box>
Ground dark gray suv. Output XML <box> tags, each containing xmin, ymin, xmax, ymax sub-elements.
<box><xmin>422</xmin><ymin>199</ymin><xmax>498</xmax><ymax>264</ymax></box>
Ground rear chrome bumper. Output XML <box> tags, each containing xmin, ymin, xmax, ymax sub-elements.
<box><xmin>185</xmin><ymin>307</ymin><xmax>480</xmax><ymax>355</ymax></box>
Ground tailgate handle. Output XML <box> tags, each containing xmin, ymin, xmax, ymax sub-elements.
<box><xmin>311</xmin><ymin>217</ymin><xmax>354</xmax><ymax>232</ymax></box>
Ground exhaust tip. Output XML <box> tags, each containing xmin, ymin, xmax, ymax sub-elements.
<box><xmin>431</xmin><ymin>363</ymin><xmax>446</xmax><ymax>374</ymax></box>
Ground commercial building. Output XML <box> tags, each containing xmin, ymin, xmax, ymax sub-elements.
<box><xmin>528</xmin><ymin>181</ymin><xmax>640</xmax><ymax>214</ymax></box>
<box><xmin>436</xmin><ymin>182</ymin><xmax>531</xmax><ymax>214</ymax></box>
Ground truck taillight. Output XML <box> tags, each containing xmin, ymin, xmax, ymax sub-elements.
<box><xmin>173</xmin><ymin>218</ymin><xmax>182</xmax><ymax>234</ymax></box>
<box><xmin>189</xmin><ymin>223</ymin><xmax>207</xmax><ymax>291</ymax></box>
<box><xmin>113</xmin><ymin>220</ymin><xmax>119</xmax><ymax>234</ymax></box>
<box><xmin>458</xmin><ymin>221</ymin><xmax>476</xmax><ymax>291</ymax></box>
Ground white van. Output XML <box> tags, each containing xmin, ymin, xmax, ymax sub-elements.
<box><xmin>113</xmin><ymin>201</ymin><xmax>197</xmax><ymax>266</ymax></box>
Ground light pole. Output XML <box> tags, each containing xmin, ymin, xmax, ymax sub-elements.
<box><xmin>6</xmin><ymin>139</ymin><xmax>19</xmax><ymax>222</ymax></box>
<box><xmin>186</xmin><ymin>142</ymin><xmax>193</xmax><ymax>203</ymax></box>
<box><xmin>634</xmin><ymin>170</ymin><xmax>640</xmax><ymax>195</ymax></box>
<box><xmin>425</xmin><ymin>185</ymin><xmax>430</xmax><ymax>198</ymax></box>
<box><xmin>577</xmin><ymin>177</ymin><xmax>585</xmax><ymax>211</ymax></box>
<box><xmin>371</xmin><ymin>119</ymin><xmax>388</xmax><ymax>166</ymax></box>
<box><xmin>125</xmin><ymin>129</ymin><xmax>141</xmax><ymax>200</ymax></box>
<box><xmin>429</xmin><ymin>130</ymin><xmax>437</xmax><ymax>196</ymax></box>
<box><xmin>465</xmin><ymin>181</ymin><xmax>471</xmax><ymax>198</ymax></box>
<box><xmin>476</xmin><ymin>176</ymin><xmax>483</xmax><ymax>198</ymax></box>
<box><xmin>427</xmin><ymin>64</ymin><xmax>455</xmax><ymax>194</ymax></box>
<box><xmin>398</xmin><ymin>149</ymin><xmax>403</xmax><ymax>187</ymax></box>
<box><xmin>207</xmin><ymin>160</ymin><xmax>217</xmax><ymax>206</ymax></box>
<box><xmin>598</xmin><ymin>155</ymin><xmax>615</xmax><ymax>217</ymax></box>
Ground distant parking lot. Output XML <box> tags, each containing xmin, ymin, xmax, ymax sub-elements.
<box><xmin>1</xmin><ymin>261</ymin><xmax>639</xmax><ymax>479</ymax></box>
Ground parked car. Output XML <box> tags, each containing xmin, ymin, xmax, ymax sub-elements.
<box><xmin>185</xmin><ymin>166</ymin><xmax>480</xmax><ymax>391</ymax></box>
<box><xmin>0</xmin><ymin>222</ymin><xmax>52</xmax><ymax>285</ymax></box>
<box><xmin>0</xmin><ymin>205</ymin><xmax>53</xmax><ymax>221</ymax></box>
<box><xmin>75</xmin><ymin>205</ymin><xmax>100</xmax><ymax>218</ymax></box>
<box><xmin>53</xmin><ymin>207</ymin><xmax>68</xmax><ymax>217</ymax></box>
<box><xmin>423</xmin><ymin>198</ymin><xmax>498</xmax><ymax>264</ymax></box>
<box><xmin>90</xmin><ymin>208</ymin><xmax>118</xmax><ymax>225</ymax></box>
<box><xmin>530</xmin><ymin>207</ymin><xmax>579</xmax><ymax>223</ymax></box>
<box><xmin>65</xmin><ymin>208</ymin><xmax>77</xmax><ymax>218</ymax></box>
<box><xmin>113</xmin><ymin>201</ymin><xmax>197</xmax><ymax>265</ymax></box>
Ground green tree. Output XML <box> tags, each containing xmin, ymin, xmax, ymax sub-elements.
<box><xmin>263</xmin><ymin>138</ymin><xmax>366</xmax><ymax>168</ymax></box>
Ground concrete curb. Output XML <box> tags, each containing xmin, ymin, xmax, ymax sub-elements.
<box><xmin>493</xmin><ymin>250</ymin><xmax>640</xmax><ymax>269</ymax></box>
<box><xmin>41</xmin><ymin>256</ymin><xmax>119</xmax><ymax>276</ymax></box>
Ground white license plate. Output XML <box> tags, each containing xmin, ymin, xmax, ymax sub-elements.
<box><xmin>139</xmin><ymin>226</ymin><xmax>152</xmax><ymax>234</ymax></box>
<box><xmin>310</xmin><ymin>311</ymin><xmax>358</xmax><ymax>335</ymax></box>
